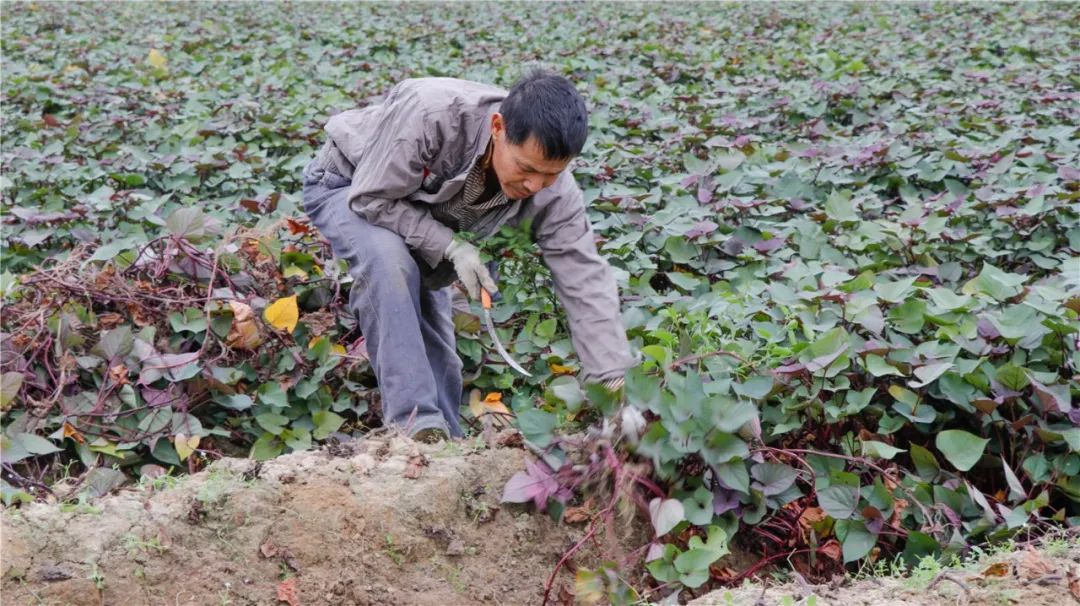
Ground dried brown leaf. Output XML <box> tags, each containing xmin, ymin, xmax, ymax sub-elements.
<box><xmin>819</xmin><ymin>540</ymin><xmax>842</xmax><ymax>562</ymax></box>
<box><xmin>226</xmin><ymin>301</ymin><xmax>263</xmax><ymax>349</ymax></box>
<box><xmin>563</xmin><ymin>506</ymin><xmax>591</xmax><ymax>524</ymax></box>
<box><xmin>277</xmin><ymin>577</ymin><xmax>301</xmax><ymax>606</ymax></box>
<box><xmin>982</xmin><ymin>562</ymin><xmax>1010</xmax><ymax>577</ymax></box>
<box><xmin>285</xmin><ymin>218</ymin><xmax>311</xmax><ymax>235</ymax></box>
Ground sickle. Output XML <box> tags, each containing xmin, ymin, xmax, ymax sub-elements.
<box><xmin>481</xmin><ymin>289</ymin><xmax>532</xmax><ymax>377</ymax></box>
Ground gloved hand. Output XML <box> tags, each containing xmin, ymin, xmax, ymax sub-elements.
<box><xmin>444</xmin><ymin>238</ymin><xmax>498</xmax><ymax>300</ymax></box>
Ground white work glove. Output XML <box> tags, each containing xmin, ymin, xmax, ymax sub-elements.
<box><xmin>444</xmin><ymin>239</ymin><xmax>498</xmax><ymax>300</ymax></box>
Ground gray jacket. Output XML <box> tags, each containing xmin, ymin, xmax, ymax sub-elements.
<box><xmin>320</xmin><ymin>77</ymin><xmax>633</xmax><ymax>382</ymax></box>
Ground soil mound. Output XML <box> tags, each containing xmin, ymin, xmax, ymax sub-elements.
<box><xmin>2</xmin><ymin>436</ymin><xmax>609</xmax><ymax>605</ymax></box>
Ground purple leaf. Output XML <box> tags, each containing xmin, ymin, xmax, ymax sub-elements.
<box><xmin>501</xmin><ymin>471</ymin><xmax>542</xmax><ymax>504</ymax></box>
<box><xmin>501</xmin><ymin>458</ymin><xmax>562</xmax><ymax>511</ymax></box>
<box><xmin>774</xmin><ymin>362</ymin><xmax>806</xmax><ymax>375</ymax></box>
<box><xmin>1058</xmin><ymin>165</ymin><xmax>1080</xmax><ymax>181</ymax></box>
<box><xmin>789</xmin><ymin>198</ymin><xmax>812</xmax><ymax>211</ymax></box>
<box><xmin>696</xmin><ymin>177</ymin><xmax>714</xmax><ymax>204</ymax></box>
<box><xmin>1069</xmin><ymin>409</ymin><xmax>1080</xmax><ymax>426</ymax></box>
<box><xmin>141</xmin><ymin>386</ymin><xmax>184</xmax><ymax>408</ymax></box>
<box><xmin>712</xmin><ymin>487</ymin><xmax>741</xmax><ymax>516</ymax></box>
<box><xmin>685</xmin><ymin>221</ymin><xmax>718</xmax><ymax>239</ymax></box>
<box><xmin>977</xmin><ymin>316</ymin><xmax>1000</xmax><ymax>339</ymax></box>
<box><xmin>752</xmin><ymin>237</ymin><xmax>786</xmax><ymax>253</ymax></box>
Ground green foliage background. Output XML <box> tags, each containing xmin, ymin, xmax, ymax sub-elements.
<box><xmin>2</xmin><ymin>1</ymin><xmax>1078</xmax><ymax>596</ymax></box>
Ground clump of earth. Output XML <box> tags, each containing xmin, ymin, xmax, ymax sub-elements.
<box><xmin>1</xmin><ymin>435</ymin><xmax>641</xmax><ymax>605</ymax></box>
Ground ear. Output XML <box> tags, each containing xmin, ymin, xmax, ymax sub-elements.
<box><xmin>490</xmin><ymin>112</ymin><xmax>504</xmax><ymax>140</ymax></box>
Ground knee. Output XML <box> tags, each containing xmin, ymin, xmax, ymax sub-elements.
<box><xmin>348</xmin><ymin>233</ymin><xmax>420</xmax><ymax>289</ymax></box>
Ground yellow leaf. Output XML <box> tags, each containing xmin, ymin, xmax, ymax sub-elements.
<box><xmin>307</xmin><ymin>336</ymin><xmax>345</xmax><ymax>355</ymax></box>
<box><xmin>174</xmin><ymin>433</ymin><xmax>199</xmax><ymax>461</ymax></box>
<box><xmin>283</xmin><ymin>265</ymin><xmax>308</xmax><ymax>280</ymax></box>
<box><xmin>469</xmin><ymin>390</ymin><xmax>510</xmax><ymax>418</ymax></box>
<box><xmin>226</xmin><ymin>301</ymin><xmax>263</xmax><ymax>349</ymax></box>
<box><xmin>63</xmin><ymin>422</ymin><xmax>85</xmax><ymax>444</ymax></box>
<box><xmin>147</xmin><ymin>48</ymin><xmax>168</xmax><ymax>70</ymax></box>
<box><xmin>548</xmin><ymin>362</ymin><xmax>577</xmax><ymax>376</ymax></box>
<box><xmin>264</xmin><ymin>295</ymin><xmax>299</xmax><ymax>333</ymax></box>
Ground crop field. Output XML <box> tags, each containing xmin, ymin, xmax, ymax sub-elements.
<box><xmin>1</xmin><ymin>2</ymin><xmax>1078</xmax><ymax>603</ymax></box>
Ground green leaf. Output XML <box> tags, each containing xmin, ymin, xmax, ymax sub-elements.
<box><xmin>961</xmin><ymin>263</ymin><xmax>1026</xmax><ymax>301</ymax></box>
<box><xmin>1</xmin><ymin>432</ymin><xmax>63</xmax><ymax>463</ymax></box>
<box><xmin>516</xmin><ymin>408</ymin><xmax>556</xmax><ymax>448</ymax></box>
<box><xmin>312</xmin><ymin>410</ymin><xmax>344</xmax><ymax>440</ymax></box>
<box><xmin>257</xmin><ymin>382</ymin><xmax>289</xmax><ymax>409</ymax></box>
<box><xmin>925</xmin><ymin>288</ymin><xmax>971</xmax><ymax>311</ymax></box>
<box><xmin>935</xmin><ymin>429</ymin><xmax>989</xmax><ymax>472</ymax></box>
<box><xmin>861</xmin><ymin>440</ymin><xmax>903</xmax><ymax>460</ymax></box>
<box><xmin>909</xmin><ymin>361</ymin><xmax>952</xmax><ymax>388</ymax></box>
<box><xmin>213</xmin><ymin>394</ymin><xmax>254</xmax><ymax>411</ymax></box>
<box><xmin>732</xmin><ymin>375</ymin><xmax>773</xmax><ymax>399</ymax></box>
<box><xmin>865</xmin><ymin>354</ymin><xmax>903</xmax><ymax>377</ymax></box>
<box><xmin>836</xmin><ymin>519</ymin><xmax>876</xmax><ymax>563</ymax></box>
<box><xmin>166</xmin><ymin>207</ymin><xmax>207</xmax><ymax>239</ymax></box>
<box><xmin>544</xmin><ymin>376</ymin><xmax>585</xmax><ymax>412</ymax></box>
<box><xmin>682</xmin><ymin>486</ymin><xmax>715</xmax><ymax>525</ymax></box>
<box><xmin>169</xmin><ymin>308</ymin><xmax>207</xmax><ymax>334</ymax></box>
<box><xmin>250</xmin><ymin>433</ymin><xmax>284</xmax><ymax>461</ymax></box>
<box><xmin>824</xmin><ymin>189</ymin><xmax>858</xmax><ymax>222</ymax></box>
<box><xmin>994</xmin><ymin>364</ymin><xmax>1030</xmax><ymax>392</ymax></box>
<box><xmin>874</xmin><ymin>277</ymin><xmax>917</xmax><ymax>304</ymax></box>
<box><xmin>255</xmin><ymin>412</ymin><xmax>289</xmax><ymax>435</ymax></box>
<box><xmin>887</xmin><ymin>298</ymin><xmax>926</xmax><ymax>334</ymax></box>
<box><xmin>752</xmin><ymin>462</ymin><xmax>799</xmax><ymax>496</ymax></box>
<box><xmin>0</xmin><ymin>372</ymin><xmax>24</xmax><ymax>410</ymax></box>
<box><xmin>674</xmin><ymin>525</ymin><xmax>730</xmax><ymax>586</ymax></box>
<box><xmin>714</xmin><ymin>461</ymin><xmax>750</xmax><ymax>494</ymax></box>
<box><xmin>95</xmin><ymin>325</ymin><xmax>134</xmax><ymax>360</ymax></box>
<box><xmin>818</xmin><ymin>482</ymin><xmax>860</xmax><ymax>520</ymax></box>
<box><xmin>910</xmin><ymin>444</ymin><xmax>940</xmax><ymax>480</ymax></box>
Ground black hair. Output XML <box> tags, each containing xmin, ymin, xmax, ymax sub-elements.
<box><xmin>500</xmin><ymin>69</ymin><xmax>588</xmax><ymax>161</ymax></box>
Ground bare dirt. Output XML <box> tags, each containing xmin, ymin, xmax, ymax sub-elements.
<box><xmin>1</xmin><ymin>435</ymin><xmax>637</xmax><ymax>606</ymax></box>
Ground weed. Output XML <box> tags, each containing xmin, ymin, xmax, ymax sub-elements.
<box><xmin>383</xmin><ymin>535</ymin><xmax>405</xmax><ymax>567</ymax></box>
<box><xmin>122</xmin><ymin>533</ymin><xmax>167</xmax><ymax>557</ymax></box>
<box><xmin>87</xmin><ymin>562</ymin><xmax>105</xmax><ymax>590</ymax></box>
<box><xmin>196</xmin><ymin>468</ymin><xmax>235</xmax><ymax>507</ymax></box>
<box><xmin>58</xmin><ymin>494</ymin><xmax>102</xmax><ymax>515</ymax></box>
<box><xmin>137</xmin><ymin>470</ymin><xmax>181</xmax><ymax>492</ymax></box>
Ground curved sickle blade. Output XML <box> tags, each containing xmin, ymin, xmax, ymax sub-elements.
<box><xmin>482</xmin><ymin>309</ymin><xmax>532</xmax><ymax>377</ymax></box>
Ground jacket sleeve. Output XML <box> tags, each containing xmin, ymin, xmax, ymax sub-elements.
<box><xmin>531</xmin><ymin>176</ymin><xmax>634</xmax><ymax>382</ymax></box>
<box><xmin>339</xmin><ymin>91</ymin><xmax>454</xmax><ymax>268</ymax></box>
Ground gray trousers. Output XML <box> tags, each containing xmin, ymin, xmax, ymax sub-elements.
<box><xmin>301</xmin><ymin>161</ymin><xmax>464</xmax><ymax>438</ymax></box>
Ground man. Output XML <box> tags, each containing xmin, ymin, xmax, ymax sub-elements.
<box><xmin>301</xmin><ymin>71</ymin><xmax>633</xmax><ymax>442</ymax></box>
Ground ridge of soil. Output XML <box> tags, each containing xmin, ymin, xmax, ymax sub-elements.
<box><xmin>2</xmin><ymin>436</ymin><xmax>637</xmax><ymax>606</ymax></box>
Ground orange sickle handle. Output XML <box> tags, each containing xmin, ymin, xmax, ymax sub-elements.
<box><xmin>481</xmin><ymin>288</ymin><xmax>492</xmax><ymax>310</ymax></box>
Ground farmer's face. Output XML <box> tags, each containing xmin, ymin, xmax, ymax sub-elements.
<box><xmin>489</xmin><ymin>113</ymin><xmax>570</xmax><ymax>200</ymax></box>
